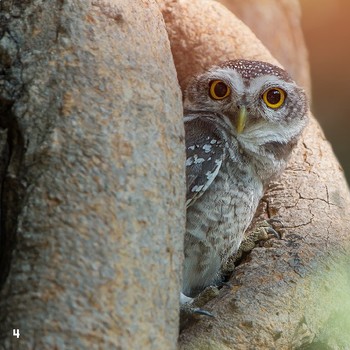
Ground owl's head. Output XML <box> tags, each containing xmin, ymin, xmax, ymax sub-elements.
<box><xmin>184</xmin><ymin>59</ymin><xmax>308</xmax><ymax>157</ymax></box>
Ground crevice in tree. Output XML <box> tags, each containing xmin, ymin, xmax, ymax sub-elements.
<box><xmin>0</xmin><ymin>100</ymin><xmax>25</xmax><ymax>289</ymax></box>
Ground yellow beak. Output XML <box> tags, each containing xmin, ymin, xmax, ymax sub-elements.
<box><xmin>235</xmin><ymin>106</ymin><xmax>247</xmax><ymax>134</ymax></box>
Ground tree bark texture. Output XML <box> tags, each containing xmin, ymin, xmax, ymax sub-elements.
<box><xmin>159</xmin><ymin>0</ymin><xmax>350</xmax><ymax>348</ymax></box>
<box><xmin>217</xmin><ymin>0</ymin><xmax>311</xmax><ymax>96</ymax></box>
<box><xmin>157</xmin><ymin>0</ymin><xmax>280</xmax><ymax>93</ymax></box>
<box><xmin>0</xmin><ymin>1</ymin><xmax>185</xmax><ymax>349</ymax></box>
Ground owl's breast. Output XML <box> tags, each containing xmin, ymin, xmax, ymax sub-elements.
<box><xmin>186</xmin><ymin>159</ymin><xmax>263</xmax><ymax>255</ymax></box>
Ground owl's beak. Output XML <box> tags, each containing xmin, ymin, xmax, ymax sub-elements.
<box><xmin>235</xmin><ymin>106</ymin><xmax>248</xmax><ymax>134</ymax></box>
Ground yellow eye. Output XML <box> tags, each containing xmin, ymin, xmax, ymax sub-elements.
<box><xmin>262</xmin><ymin>87</ymin><xmax>286</xmax><ymax>109</ymax></box>
<box><xmin>209</xmin><ymin>80</ymin><xmax>231</xmax><ymax>100</ymax></box>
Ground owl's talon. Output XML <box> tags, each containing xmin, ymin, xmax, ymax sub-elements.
<box><xmin>265</xmin><ymin>217</ymin><xmax>284</xmax><ymax>239</ymax></box>
<box><xmin>180</xmin><ymin>296</ymin><xmax>215</xmax><ymax>331</ymax></box>
<box><xmin>229</xmin><ymin>219</ymin><xmax>284</xmax><ymax>264</ymax></box>
<box><xmin>192</xmin><ymin>308</ymin><xmax>215</xmax><ymax>317</ymax></box>
<box><xmin>267</xmin><ymin>218</ymin><xmax>284</xmax><ymax>226</ymax></box>
<box><xmin>265</xmin><ymin>226</ymin><xmax>281</xmax><ymax>239</ymax></box>
<box><xmin>180</xmin><ymin>302</ymin><xmax>214</xmax><ymax>318</ymax></box>
<box><xmin>180</xmin><ymin>287</ymin><xmax>217</xmax><ymax>320</ymax></box>
<box><xmin>180</xmin><ymin>303</ymin><xmax>215</xmax><ymax>331</ymax></box>
<box><xmin>255</xmin><ymin>219</ymin><xmax>283</xmax><ymax>241</ymax></box>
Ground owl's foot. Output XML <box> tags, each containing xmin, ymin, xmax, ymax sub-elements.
<box><xmin>180</xmin><ymin>289</ymin><xmax>217</xmax><ymax>330</ymax></box>
<box><xmin>241</xmin><ymin>218</ymin><xmax>283</xmax><ymax>254</ymax></box>
<box><xmin>192</xmin><ymin>285</ymin><xmax>220</xmax><ymax>310</ymax></box>
<box><xmin>180</xmin><ymin>291</ymin><xmax>216</xmax><ymax>318</ymax></box>
<box><xmin>224</xmin><ymin>219</ymin><xmax>283</xmax><ymax>270</ymax></box>
<box><xmin>252</xmin><ymin>218</ymin><xmax>283</xmax><ymax>241</ymax></box>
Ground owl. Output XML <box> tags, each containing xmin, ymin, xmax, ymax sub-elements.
<box><xmin>182</xmin><ymin>59</ymin><xmax>308</xmax><ymax>305</ymax></box>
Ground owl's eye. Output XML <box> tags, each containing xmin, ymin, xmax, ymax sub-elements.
<box><xmin>209</xmin><ymin>80</ymin><xmax>231</xmax><ymax>100</ymax></box>
<box><xmin>262</xmin><ymin>87</ymin><xmax>286</xmax><ymax>109</ymax></box>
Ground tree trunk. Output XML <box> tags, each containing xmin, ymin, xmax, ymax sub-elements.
<box><xmin>217</xmin><ymin>0</ymin><xmax>311</xmax><ymax>95</ymax></box>
<box><xmin>0</xmin><ymin>1</ymin><xmax>184</xmax><ymax>349</ymax></box>
<box><xmin>2</xmin><ymin>0</ymin><xmax>350</xmax><ymax>349</ymax></box>
<box><xmin>159</xmin><ymin>0</ymin><xmax>350</xmax><ymax>348</ymax></box>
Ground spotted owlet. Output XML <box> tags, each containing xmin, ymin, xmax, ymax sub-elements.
<box><xmin>182</xmin><ymin>59</ymin><xmax>308</xmax><ymax>305</ymax></box>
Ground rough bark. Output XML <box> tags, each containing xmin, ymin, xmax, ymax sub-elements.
<box><xmin>158</xmin><ymin>0</ymin><xmax>350</xmax><ymax>348</ymax></box>
<box><xmin>0</xmin><ymin>1</ymin><xmax>184</xmax><ymax>349</ymax></box>
<box><xmin>217</xmin><ymin>0</ymin><xmax>311</xmax><ymax>96</ymax></box>
<box><xmin>157</xmin><ymin>0</ymin><xmax>280</xmax><ymax>92</ymax></box>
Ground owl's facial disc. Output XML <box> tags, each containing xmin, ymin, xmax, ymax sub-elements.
<box><xmin>184</xmin><ymin>61</ymin><xmax>308</xmax><ymax>145</ymax></box>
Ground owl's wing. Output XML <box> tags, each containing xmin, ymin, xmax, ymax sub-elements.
<box><xmin>185</xmin><ymin>118</ymin><xmax>226</xmax><ymax>208</ymax></box>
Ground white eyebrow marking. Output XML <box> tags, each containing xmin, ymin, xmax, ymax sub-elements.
<box><xmin>247</xmin><ymin>75</ymin><xmax>295</xmax><ymax>96</ymax></box>
<box><xmin>208</xmin><ymin>68</ymin><xmax>245</xmax><ymax>96</ymax></box>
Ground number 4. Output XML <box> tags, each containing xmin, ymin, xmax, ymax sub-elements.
<box><xmin>13</xmin><ymin>329</ymin><xmax>20</xmax><ymax>338</ymax></box>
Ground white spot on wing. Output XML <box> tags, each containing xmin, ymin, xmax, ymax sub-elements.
<box><xmin>202</xmin><ymin>159</ymin><xmax>222</xmax><ymax>191</ymax></box>
<box><xmin>186</xmin><ymin>156</ymin><xmax>223</xmax><ymax>208</ymax></box>
<box><xmin>192</xmin><ymin>185</ymin><xmax>204</xmax><ymax>192</ymax></box>
<box><xmin>205</xmin><ymin>170</ymin><xmax>216</xmax><ymax>182</ymax></box>
<box><xmin>202</xmin><ymin>144</ymin><xmax>212</xmax><ymax>153</ymax></box>
<box><xmin>186</xmin><ymin>157</ymin><xmax>193</xmax><ymax>166</ymax></box>
<box><xmin>193</xmin><ymin>155</ymin><xmax>205</xmax><ymax>164</ymax></box>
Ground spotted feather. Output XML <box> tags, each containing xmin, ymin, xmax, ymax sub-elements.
<box><xmin>185</xmin><ymin>116</ymin><xmax>226</xmax><ymax>208</ymax></box>
<box><xmin>181</xmin><ymin>59</ymin><xmax>308</xmax><ymax>301</ymax></box>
